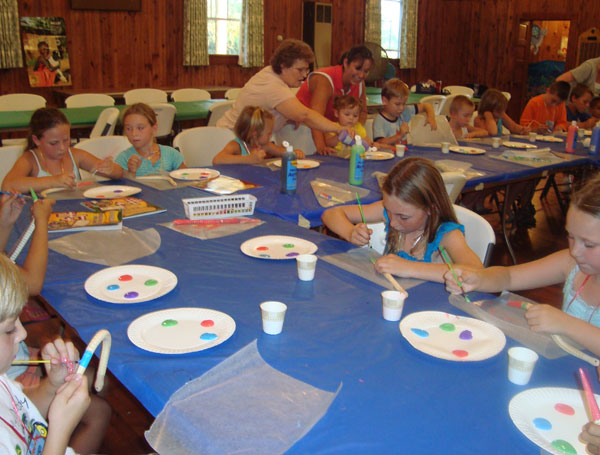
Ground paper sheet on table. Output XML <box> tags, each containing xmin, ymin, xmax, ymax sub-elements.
<box><xmin>310</xmin><ymin>178</ymin><xmax>370</xmax><ymax>208</ymax></box>
<box><xmin>48</xmin><ymin>227</ymin><xmax>160</xmax><ymax>266</ymax></box>
<box><xmin>40</xmin><ymin>182</ymin><xmax>104</xmax><ymax>200</ymax></box>
<box><xmin>134</xmin><ymin>175</ymin><xmax>197</xmax><ymax>191</ymax></box>
<box><xmin>489</xmin><ymin>148</ymin><xmax>563</xmax><ymax>168</ymax></box>
<box><xmin>160</xmin><ymin>217</ymin><xmax>264</xmax><ymax>240</ymax></box>
<box><xmin>322</xmin><ymin>247</ymin><xmax>423</xmax><ymax>291</ymax></box>
<box><xmin>434</xmin><ymin>159</ymin><xmax>485</xmax><ymax>179</ymax></box>
<box><xmin>449</xmin><ymin>291</ymin><xmax>568</xmax><ymax>359</ymax></box>
<box><xmin>408</xmin><ymin>114</ymin><xmax>458</xmax><ymax>146</ymax></box>
<box><xmin>145</xmin><ymin>340</ymin><xmax>341</xmax><ymax>455</ymax></box>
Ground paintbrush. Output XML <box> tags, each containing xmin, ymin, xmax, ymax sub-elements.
<box><xmin>0</xmin><ymin>190</ymin><xmax>32</xmax><ymax>200</ymax></box>
<box><xmin>438</xmin><ymin>246</ymin><xmax>472</xmax><ymax>303</ymax></box>
<box><xmin>11</xmin><ymin>360</ymin><xmax>50</xmax><ymax>365</ymax></box>
<box><xmin>355</xmin><ymin>192</ymin><xmax>372</xmax><ymax>250</ymax></box>
<box><xmin>580</xmin><ymin>367</ymin><xmax>600</xmax><ymax>423</ymax></box>
<box><xmin>369</xmin><ymin>257</ymin><xmax>407</xmax><ymax>295</ymax></box>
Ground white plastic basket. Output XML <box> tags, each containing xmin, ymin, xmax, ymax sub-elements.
<box><xmin>182</xmin><ymin>194</ymin><xmax>257</xmax><ymax>220</ymax></box>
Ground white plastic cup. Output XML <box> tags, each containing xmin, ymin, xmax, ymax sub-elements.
<box><xmin>529</xmin><ymin>132</ymin><xmax>537</xmax><ymax>143</ymax></box>
<box><xmin>396</xmin><ymin>144</ymin><xmax>406</xmax><ymax>158</ymax></box>
<box><xmin>296</xmin><ymin>254</ymin><xmax>317</xmax><ymax>281</ymax></box>
<box><xmin>381</xmin><ymin>290</ymin><xmax>407</xmax><ymax>321</ymax></box>
<box><xmin>507</xmin><ymin>346</ymin><xmax>538</xmax><ymax>385</ymax></box>
<box><xmin>441</xmin><ymin>142</ymin><xmax>450</xmax><ymax>154</ymax></box>
<box><xmin>492</xmin><ymin>137</ymin><xmax>501</xmax><ymax>149</ymax></box>
<box><xmin>260</xmin><ymin>301</ymin><xmax>287</xmax><ymax>335</ymax></box>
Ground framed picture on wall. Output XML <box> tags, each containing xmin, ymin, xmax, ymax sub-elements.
<box><xmin>70</xmin><ymin>0</ymin><xmax>141</xmax><ymax>11</ymax></box>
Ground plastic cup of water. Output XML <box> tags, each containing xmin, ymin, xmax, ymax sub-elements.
<box><xmin>441</xmin><ymin>142</ymin><xmax>450</xmax><ymax>154</ymax></box>
<box><xmin>296</xmin><ymin>254</ymin><xmax>317</xmax><ymax>281</ymax></box>
<box><xmin>492</xmin><ymin>137</ymin><xmax>501</xmax><ymax>148</ymax></box>
<box><xmin>396</xmin><ymin>144</ymin><xmax>406</xmax><ymax>158</ymax></box>
<box><xmin>529</xmin><ymin>132</ymin><xmax>537</xmax><ymax>143</ymax></box>
<box><xmin>507</xmin><ymin>346</ymin><xmax>538</xmax><ymax>385</ymax></box>
<box><xmin>260</xmin><ymin>301</ymin><xmax>287</xmax><ymax>335</ymax></box>
<box><xmin>381</xmin><ymin>290</ymin><xmax>407</xmax><ymax>321</ymax></box>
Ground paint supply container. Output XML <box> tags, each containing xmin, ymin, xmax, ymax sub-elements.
<box><xmin>280</xmin><ymin>141</ymin><xmax>297</xmax><ymax>195</ymax></box>
<box><xmin>396</xmin><ymin>144</ymin><xmax>406</xmax><ymax>158</ymax></box>
<box><xmin>381</xmin><ymin>290</ymin><xmax>407</xmax><ymax>321</ymax></box>
<box><xmin>507</xmin><ymin>346</ymin><xmax>538</xmax><ymax>385</ymax></box>
<box><xmin>441</xmin><ymin>142</ymin><xmax>450</xmax><ymax>154</ymax></box>
<box><xmin>528</xmin><ymin>132</ymin><xmax>537</xmax><ymax>143</ymax></box>
<box><xmin>296</xmin><ymin>254</ymin><xmax>317</xmax><ymax>281</ymax></box>
<box><xmin>349</xmin><ymin>135</ymin><xmax>365</xmax><ymax>186</ymax></box>
<box><xmin>260</xmin><ymin>301</ymin><xmax>287</xmax><ymax>335</ymax></box>
<box><xmin>492</xmin><ymin>137</ymin><xmax>501</xmax><ymax>149</ymax></box>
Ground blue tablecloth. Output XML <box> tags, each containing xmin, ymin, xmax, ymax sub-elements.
<box><xmin>12</xmin><ymin>182</ymin><xmax>588</xmax><ymax>455</ymax></box>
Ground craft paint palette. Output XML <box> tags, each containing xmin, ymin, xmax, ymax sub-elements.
<box><xmin>169</xmin><ymin>168</ymin><xmax>220</xmax><ymax>181</ymax></box>
<box><xmin>448</xmin><ymin>146</ymin><xmax>486</xmax><ymax>155</ymax></box>
<box><xmin>399</xmin><ymin>311</ymin><xmax>506</xmax><ymax>361</ymax></box>
<box><xmin>127</xmin><ymin>307</ymin><xmax>236</xmax><ymax>354</ymax></box>
<box><xmin>364</xmin><ymin>151</ymin><xmax>394</xmax><ymax>160</ymax></box>
<box><xmin>509</xmin><ymin>387</ymin><xmax>596</xmax><ymax>455</ymax></box>
<box><xmin>85</xmin><ymin>265</ymin><xmax>177</xmax><ymax>304</ymax></box>
<box><xmin>240</xmin><ymin>235</ymin><xmax>318</xmax><ymax>260</ymax></box>
<box><xmin>272</xmin><ymin>159</ymin><xmax>320</xmax><ymax>169</ymax></box>
<box><xmin>83</xmin><ymin>185</ymin><xmax>141</xmax><ymax>199</ymax></box>
<box><xmin>502</xmin><ymin>141</ymin><xmax>538</xmax><ymax>149</ymax></box>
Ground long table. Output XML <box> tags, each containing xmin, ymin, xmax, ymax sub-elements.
<box><xmin>11</xmin><ymin>181</ymin><xmax>590</xmax><ymax>454</ymax></box>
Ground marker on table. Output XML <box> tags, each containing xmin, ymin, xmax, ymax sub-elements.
<box><xmin>579</xmin><ymin>367</ymin><xmax>600</xmax><ymax>423</ymax></box>
<box><xmin>319</xmin><ymin>192</ymin><xmax>344</xmax><ymax>204</ymax></box>
<box><xmin>0</xmin><ymin>191</ymin><xmax>32</xmax><ymax>200</ymax></box>
<box><xmin>438</xmin><ymin>246</ymin><xmax>472</xmax><ymax>304</ymax></box>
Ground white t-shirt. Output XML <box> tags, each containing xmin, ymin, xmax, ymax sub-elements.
<box><xmin>216</xmin><ymin>66</ymin><xmax>296</xmax><ymax>132</ymax></box>
<box><xmin>0</xmin><ymin>374</ymin><xmax>75</xmax><ymax>455</ymax></box>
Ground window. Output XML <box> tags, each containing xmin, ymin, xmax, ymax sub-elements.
<box><xmin>381</xmin><ymin>0</ymin><xmax>402</xmax><ymax>58</ymax></box>
<box><xmin>207</xmin><ymin>0</ymin><xmax>242</xmax><ymax>55</ymax></box>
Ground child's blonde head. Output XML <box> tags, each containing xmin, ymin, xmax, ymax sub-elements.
<box><xmin>122</xmin><ymin>103</ymin><xmax>157</xmax><ymax>127</ymax></box>
<box><xmin>234</xmin><ymin>106</ymin><xmax>274</xmax><ymax>144</ymax></box>
<box><xmin>572</xmin><ymin>173</ymin><xmax>600</xmax><ymax>219</ymax></box>
<box><xmin>382</xmin><ymin>79</ymin><xmax>410</xmax><ymax>100</ymax></box>
<box><xmin>449</xmin><ymin>95</ymin><xmax>474</xmax><ymax>114</ymax></box>
<box><xmin>333</xmin><ymin>95</ymin><xmax>361</xmax><ymax>112</ymax></box>
<box><xmin>477</xmin><ymin>89</ymin><xmax>508</xmax><ymax>115</ymax></box>
<box><xmin>0</xmin><ymin>254</ymin><xmax>27</xmax><ymax>323</ymax></box>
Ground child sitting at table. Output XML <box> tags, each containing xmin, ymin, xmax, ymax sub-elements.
<box><xmin>0</xmin><ymin>254</ymin><xmax>91</xmax><ymax>455</ymax></box>
<box><xmin>321</xmin><ymin>157</ymin><xmax>483</xmax><ymax>283</ymax></box>
<box><xmin>372</xmin><ymin>79</ymin><xmax>437</xmax><ymax>145</ymax></box>
<box><xmin>448</xmin><ymin>95</ymin><xmax>488</xmax><ymax>139</ymax></box>
<box><xmin>2</xmin><ymin>108</ymin><xmax>123</xmax><ymax>193</ymax></box>
<box><xmin>213</xmin><ymin>105</ymin><xmax>304</xmax><ymax>164</ymax></box>
<box><xmin>589</xmin><ymin>96</ymin><xmax>600</xmax><ymax>123</ymax></box>
<box><xmin>115</xmin><ymin>103</ymin><xmax>186</xmax><ymax>176</ymax></box>
<box><xmin>566</xmin><ymin>84</ymin><xmax>596</xmax><ymax>129</ymax></box>
<box><xmin>519</xmin><ymin>80</ymin><xmax>571</xmax><ymax>133</ymax></box>
<box><xmin>473</xmin><ymin>89</ymin><xmax>529</xmax><ymax>136</ymax></box>
<box><xmin>444</xmin><ymin>173</ymin><xmax>600</xmax><ymax>357</ymax></box>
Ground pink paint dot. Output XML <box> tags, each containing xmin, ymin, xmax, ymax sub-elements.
<box><xmin>97</xmin><ymin>195</ymin><xmax>105</xmax><ymax>198</ymax></box>
<box><xmin>256</xmin><ymin>246</ymin><xmax>269</xmax><ymax>251</ymax></box>
<box><xmin>201</xmin><ymin>319</ymin><xmax>214</xmax><ymax>327</ymax></box>
<box><xmin>118</xmin><ymin>274</ymin><xmax>133</xmax><ymax>281</ymax></box>
<box><xmin>554</xmin><ymin>403</ymin><xmax>575</xmax><ymax>415</ymax></box>
<box><xmin>452</xmin><ymin>349</ymin><xmax>469</xmax><ymax>358</ymax></box>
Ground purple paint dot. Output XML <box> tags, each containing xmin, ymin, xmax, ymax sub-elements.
<box><xmin>200</xmin><ymin>333</ymin><xmax>218</xmax><ymax>341</ymax></box>
<box><xmin>124</xmin><ymin>291</ymin><xmax>139</xmax><ymax>299</ymax></box>
<box><xmin>286</xmin><ymin>252</ymin><xmax>299</xmax><ymax>257</ymax></box>
<box><xmin>106</xmin><ymin>284</ymin><xmax>119</xmax><ymax>291</ymax></box>
<box><xmin>114</xmin><ymin>190</ymin><xmax>123</xmax><ymax>193</ymax></box>
<box><xmin>459</xmin><ymin>330</ymin><xmax>473</xmax><ymax>340</ymax></box>
<box><xmin>411</xmin><ymin>328</ymin><xmax>429</xmax><ymax>338</ymax></box>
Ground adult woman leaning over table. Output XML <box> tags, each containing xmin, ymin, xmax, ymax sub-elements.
<box><xmin>216</xmin><ymin>39</ymin><xmax>349</xmax><ymax>154</ymax></box>
<box><xmin>556</xmin><ymin>56</ymin><xmax>600</xmax><ymax>96</ymax></box>
<box><xmin>295</xmin><ymin>44</ymin><xmax>373</xmax><ymax>155</ymax></box>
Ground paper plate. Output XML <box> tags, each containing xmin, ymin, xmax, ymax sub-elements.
<box><xmin>272</xmin><ymin>159</ymin><xmax>320</xmax><ymax>169</ymax></box>
<box><xmin>84</xmin><ymin>265</ymin><xmax>177</xmax><ymax>304</ymax></box>
<box><xmin>83</xmin><ymin>185</ymin><xmax>141</xmax><ymax>199</ymax></box>
<box><xmin>509</xmin><ymin>387</ymin><xmax>597</xmax><ymax>455</ymax></box>
<box><xmin>169</xmin><ymin>168</ymin><xmax>220</xmax><ymax>181</ymax></box>
<box><xmin>503</xmin><ymin>141</ymin><xmax>538</xmax><ymax>149</ymax></box>
<box><xmin>127</xmin><ymin>307</ymin><xmax>235</xmax><ymax>354</ymax></box>
<box><xmin>240</xmin><ymin>235</ymin><xmax>318</xmax><ymax>260</ymax></box>
<box><xmin>365</xmin><ymin>151</ymin><xmax>395</xmax><ymax>160</ymax></box>
<box><xmin>535</xmin><ymin>135</ymin><xmax>563</xmax><ymax>143</ymax></box>
<box><xmin>448</xmin><ymin>146</ymin><xmax>486</xmax><ymax>155</ymax></box>
<box><xmin>399</xmin><ymin>311</ymin><xmax>506</xmax><ymax>361</ymax></box>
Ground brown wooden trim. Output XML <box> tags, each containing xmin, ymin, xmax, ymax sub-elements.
<box><xmin>209</xmin><ymin>55</ymin><xmax>239</xmax><ymax>65</ymax></box>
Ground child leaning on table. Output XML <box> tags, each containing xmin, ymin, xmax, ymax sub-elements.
<box><xmin>590</xmin><ymin>96</ymin><xmax>600</xmax><ymax>120</ymax></box>
<box><xmin>473</xmin><ymin>88</ymin><xmax>529</xmax><ymax>136</ymax></box>
<box><xmin>447</xmin><ymin>95</ymin><xmax>488</xmax><ymax>139</ymax></box>
<box><xmin>212</xmin><ymin>105</ymin><xmax>304</xmax><ymax>165</ymax></box>
<box><xmin>0</xmin><ymin>254</ymin><xmax>90</xmax><ymax>455</ymax></box>
<box><xmin>372</xmin><ymin>78</ymin><xmax>437</xmax><ymax>146</ymax></box>
<box><xmin>321</xmin><ymin>157</ymin><xmax>483</xmax><ymax>283</ymax></box>
<box><xmin>444</xmin><ymin>173</ymin><xmax>600</xmax><ymax>357</ymax></box>
<box><xmin>115</xmin><ymin>103</ymin><xmax>186</xmax><ymax>177</ymax></box>
<box><xmin>519</xmin><ymin>80</ymin><xmax>570</xmax><ymax>133</ymax></box>
<box><xmin>566</xmin><ymin>84</ymin><xmax>597</xmax><ymax>129</ymax></box>
<box><xmin>2</xmin><ymin>108</ymin><xmax>123</xmax><ymax>194</ymax></box>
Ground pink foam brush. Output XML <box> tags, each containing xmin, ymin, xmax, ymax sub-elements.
<box><xmin>579</xmin><ymin>367</ymin><xmax>600</xmax><ymax>423</ymax></box>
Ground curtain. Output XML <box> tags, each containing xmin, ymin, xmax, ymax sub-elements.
<box><xmin>238</xmin><ymin>0</ymin><xmax>264</xmax><ymax>67</ymax></box>
<box><xmin>183</xmin><ymin>0</ymin><xmax>209</xmax><ymax>66</ymax></box>
<box><xmin>364</xmin><ymin>0</ymin><xmax>381</xmax><ymax>45</ymax></box>
<box><xmin>0</xmin><ymin>0</ymin><xmax>23</xmax><ymax>69</ymax></box>
<box><xmin>399</xmin><ymin>0</ymin><xmax>418</xmax><ymax>69</ymax></box>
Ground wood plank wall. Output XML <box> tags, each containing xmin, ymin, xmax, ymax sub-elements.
<box><xmin>1</xmin><ymin>0</ymin><xmax>599</xmax><ymax>115</ymax></box>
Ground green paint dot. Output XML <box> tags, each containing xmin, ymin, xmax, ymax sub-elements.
<box><xmin>283</xmin><ymin>243</ymin><xmax>294</xmax><ymax>248</ymax></box>
<box><xmin>161</xmin><ymin>319</ymin><xmax>178</xmax><ymax>327</ymax></box>
<box><xmin>439</xmin><ymin>323</ymin><xmax>456</xmax><ymax>332</ymax></box>
<box><xmin>144</xmin><ymin>279</ymin><xmax>158</xmax><ymax>286</ymax></box>
<box><xmin>551</xmin><ymin>439</ymin><xmax>576</xmax><ymax>455</ymax></box>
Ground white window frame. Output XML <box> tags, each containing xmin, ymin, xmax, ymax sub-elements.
<box><xmin>381</xmin><ymin>0</ymin><xmax>402</xmax><ymax>59</ymax></box>
<box><xmin>207</xmin><ymin>0</ymin><xmax>242</xmax><ymax>56</ymax></box>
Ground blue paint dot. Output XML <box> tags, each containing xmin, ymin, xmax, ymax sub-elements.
<box><xmin>533</xmin><ymin>418</ymin><xmax>552</xmax><ymax>431</ymax></box>
<box><xmin>411</xmin><ymin>328</ymin><xmax>429</xmax><ymax>338</ymax></box>
<box><xmin>200</xmin><ymin>333</ymin><xmax>218</xmax><ymax>341</ymax></box>
<box><xmin>106</xmin><ymin>284</ymin><xmax>119</xmax><ymax>291</ymax></box>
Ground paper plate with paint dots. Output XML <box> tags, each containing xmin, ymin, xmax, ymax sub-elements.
<box><xmin>399</xmin><ymin>311</ymin><xmax>506</xmax><ymax>361</ymax></box>
<box><xmin>365</xmin><ymin>151</ymin><xmax>395</xmax><ymax>160</ymax></box>
<box><xmin>448</xmin><ymin>146</ymin><xmax>486</xmax><ymax>155</ymax></box>
<box><xmin>127</xmin><ymin>307</ymin><xmax>235</xmax><ymax>354</ymax></box>
<box><xmin>84</xmin><ymin>265</ymin><xmax>178</xmax><ymax>304</ymax></box>
<box><xmin>83</xmin><ymin>185</ymin><xmax>141</xmax><ymax>199</ymax></box>
<box><xmin>240</xmin><ymin>235</ymin><xmax>318</xmax><ymax>260</ymax></box>
<box><xmin>535</xmin><ymin>135</ymin><xmax>563</xmax><ymax>143</ymax></box>
<box><xmin>509</xmin><ymin>387</ymin><xmax>598</xmax><ymax>455</ymax></box>
<box><xmin>502</xmin><ymin>141</ymin><xmax>538</xmax><ymax>149</ymax></box>
<box><xmin>169</xmin><ymin>168</ymin><xmax>220</xmax><ymax>181</ymax></box>
<box><xmin>272</xmin><ymin>159</ymin><xmax>320</xmax><ymax>169</ymax></box>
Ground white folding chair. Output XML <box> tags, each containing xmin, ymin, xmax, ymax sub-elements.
<box><xmin>0</xmin><ymin>94</ymin><xmax>46</xmax><ymax>111</ymax></box>
<box><xmin>89</xmin><ymin>107</ymin><xmax>120</xmax><ymax>138</ymax></box>
<box><xmin>0</xmin><ymin>145</ymin><xmax>25</xmax><ymax>186</ymax></box>
<box><xmin>76</xmin><ymin>135</ymin><xmax>131</xmax><ymax>161</ymax></box>
<box><xmin>365</xmin><ymin>117</ymin><xmax>374</xmax><ymax>141</ymax></box>
<box><xmin>502</xmin><ymin>91</ymin><xmax>512</xmax><ymax>102</ymax></box>
<box><xmin>124</xmin><ymin>88</ymin><xmax>168</xmax><ymax>105</ymax></box>
<box><xmin>419</xmin><ymin>95</ymin><xmax>446</xmax><ymax>115</ymax></box>
<box><xmin>274</xmin><ymin>124</ymin><xmax>316</xmax><ymax>155</ymax></box>
<box><xmin>173</xmin><ymin>127</ymin><xmax>235</xmax><ymax>167</ymax></box>
<box><xmin>442</xmin><ymin>172</ymin><xmax>467</xmax><ymax>203</ymax></box>
<box><xmin>171</xmin><ymin>88</ymin><xmax>211</xmax><ymax>102</ymax></box>
<box><xmin>207</xmin><ymin>100</ymin><xmax>234</xmax><ymax>126</ymax></box>
<box><xmin>443</xmin><ymin>86</ymin><xmax>474</xmax><ymax>98</ymax></box>
<box><xmin>150</xmin><ymin>103</ymin><xmax>176</xmax><ymax>139</ymax></box>
<box><xmin>224</xmin><ymin>88</ymin><xmax>242</xmax><ymax>100</ymax></box>
<box><xmin>65</xmin><ymin>93</ymin><xmax>115</xmax><ymax>108</ymax></box>
<box><xmin>453</xmin><ymin>204</ymin><xmax>495</xmax><ymax>266</ymax></box>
